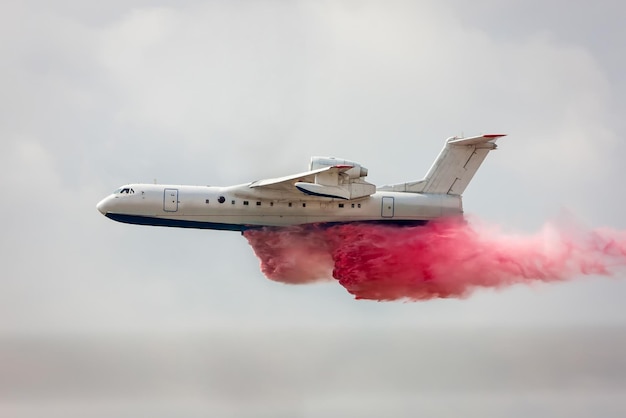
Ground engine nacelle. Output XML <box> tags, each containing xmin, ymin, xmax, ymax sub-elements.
<box><xmin>310</xmin><ymin>156</ymin><xmax>368</xmax><ymax>179</ymax></box>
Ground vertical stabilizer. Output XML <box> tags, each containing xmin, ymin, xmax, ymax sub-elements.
<box><xmin>380</xmin><ymin>134</ymin><xmax>505</xmax><ymax>195</ymax></box>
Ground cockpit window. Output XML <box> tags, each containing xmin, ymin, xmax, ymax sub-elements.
<box><xmin>115</xmin><ymin>187</ymin><xmax>135</xmax><ymax>195</ymax></box>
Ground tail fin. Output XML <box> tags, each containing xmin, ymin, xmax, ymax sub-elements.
<box><xmin>380</xmin><ymin>134</ymin><xmax>505</xmax><ymax>195</ymax></box>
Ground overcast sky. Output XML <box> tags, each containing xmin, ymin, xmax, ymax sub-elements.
<box><xmin>1</xmin><ymin>0</ymin><xmax>626</xmax><ymax>416</ymax></box>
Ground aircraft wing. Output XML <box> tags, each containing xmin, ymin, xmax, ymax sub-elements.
<box><xmin>249</xmin><ymin>165</ymin><xmax>353</xmax><ymax>192</ymax></box>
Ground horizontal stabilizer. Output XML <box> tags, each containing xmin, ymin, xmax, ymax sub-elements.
<box><xmin>447</xmin><ymin>134</ymin><xmax>505</xmax><ymax>146</ymax></box>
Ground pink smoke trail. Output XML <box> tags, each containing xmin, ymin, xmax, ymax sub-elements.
<box><xmin>244</xmin><ymin>218</ymin><xmax>626</xmax><ymax>301</ymax></box>
<box><xmin>244</xmin><ymin>224</ymin><xmax>334</xmax><ymax>284</ymax></box>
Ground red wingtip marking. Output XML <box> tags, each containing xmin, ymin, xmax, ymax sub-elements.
<box><xmin>483</xmin><ymin>134</ymin><xmax>507</xmax><ymax>138</ymax></box>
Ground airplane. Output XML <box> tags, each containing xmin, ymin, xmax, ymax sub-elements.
<box><xmin>97</xmin><ymin>134</ymin><xmax>505</xmax><ymax>231</ymax></box>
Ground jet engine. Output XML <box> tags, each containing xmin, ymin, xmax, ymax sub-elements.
<box><xmin>309</xmin><ymin>157</ymin><xmax>368</xmax><ymax>179</ymax></box>
<box><xmin>298</xmin><ymin>156</ymin><xmax>375</xmax><ymax>200</ymax></box>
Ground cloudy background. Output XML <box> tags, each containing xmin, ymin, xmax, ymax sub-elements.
<box><xmin>1</xmin><ymin>0</ymin><xmax>626</xmax><ymax>416</ymax></box>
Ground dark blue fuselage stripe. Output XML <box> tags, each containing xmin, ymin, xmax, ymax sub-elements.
<box><xmin>105</xmin><ymin>213</ymin><xmax>249</xmax><ymax>231</ymax></box>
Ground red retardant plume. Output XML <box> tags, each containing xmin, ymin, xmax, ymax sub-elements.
<box><xmin>243</xmin><ymin>218</ymin><xmax>626</xmax><ymax>301</ymax></box>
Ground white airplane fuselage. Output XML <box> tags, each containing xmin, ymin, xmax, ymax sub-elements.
<box><xmin>96</xmin><ymin>183</ymin><xmax>462</xmax><ymax>231</ymax></box>
<box><xmin>97</xmin><ymin>134</ymin><xmax>504</xmax><ymax>231</ymax></box>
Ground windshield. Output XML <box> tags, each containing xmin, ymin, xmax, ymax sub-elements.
<box><xmin>114</xmin><ymin>187</ymin><xmax>135</xmax><ymax>195</ymax></box>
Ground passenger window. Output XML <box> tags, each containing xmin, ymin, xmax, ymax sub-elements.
<box><xmin>338</xmin><ymin>203</ymin><xmax>344</xmax><ymax>208</ymax></box>
<box><xmin>256</xmin><ymin>201</ymin><xmax>261</xmax><ymax>206</ymax></box>
<box><xmin>205</xmin><ymin>199</ymin><xmax>210</xmax><ymax>204</ymax></box>
<box><xmin>243</xmin><ymin>201</ymin><xmax>249</xmax><ymax>206</ymax></box>
<box><xmin>302</xmin><ymin>203</ymin><xmax>306</xmax><ymax>208</ymax></box>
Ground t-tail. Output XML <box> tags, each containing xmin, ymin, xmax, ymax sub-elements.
<box><xmin>379</xmin><ymin>134</ymin><xmax>506</xmax><ymax>195</ymax></box>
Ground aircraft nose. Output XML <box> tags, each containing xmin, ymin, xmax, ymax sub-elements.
<box><xmin>97</xmin><ymin>197</ymin><xmax>109</xmax><ymax>215</ymax></box>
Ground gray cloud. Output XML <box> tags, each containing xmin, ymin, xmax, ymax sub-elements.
<box><xmin>1</xmin><ymin>0</ymin><xmax>625</xmax><ymax>331</ymax></box>
<box><xmin>1</xmin><ymin>1</ymin><xmax>626</xmax><ymax>414</ymax></box>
